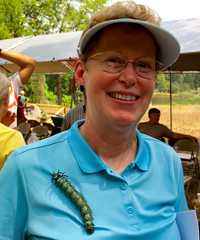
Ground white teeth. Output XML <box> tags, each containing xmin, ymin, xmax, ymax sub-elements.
<box><xmin>110</xmin><ymin>93</ymin><xmax>136</xmax><ymax>101</ymax></box>
<box><xmin>126</xmin><ymin>95</ymin><xmax>131</xmax><ymax>100</ymax></box>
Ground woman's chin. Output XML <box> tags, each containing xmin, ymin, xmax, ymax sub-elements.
<box><xmin>111</xmin><ymin>113</ymin><xmax>140</xmax><ymax>126</ymax></box>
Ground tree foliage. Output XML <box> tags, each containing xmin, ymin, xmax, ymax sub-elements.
<box><xmin>156</xmin><ymin>74</ymin><xmax>170</xmax><ymax>93</ymax></box>
<box><xmin>44</xmin><ymin>83</ymin><xmax>57</xmax><ymax>104</ymax></box>
<box><xmin>156</xmin><ymin>73</ymin><xmax>200</xmax><ymax>94</ymax></box>
<box><xmin>45</xmin><ymin>72</ymin><xmax>83</xmax><ymax>106</ymax></box>
<box><xmin>0</xmin><ymin>0</ymin><xmax>108</xmax><ymax>39</ymax></box>
<box><xmin>23</xmin><ymin>74</ymin><xmax>47</xmax><ymax>103</ymax></box>
<box><xmin>0</xmin><ymin>0</ymin><xmax>29</xmax><ymax>38</ymax></box>
<box><xmin>45</xmin><ymin>72</ymin><xmax>74</xmax><ymax>96</ymax></box>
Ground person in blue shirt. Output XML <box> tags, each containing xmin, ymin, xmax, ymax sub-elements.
<box><xmin>20</xmin><ymin>90</ymin><xmax>29</xmax><ymax>108</ymax></box>
<box><xmin>0</xmin><ymin>1</ymin><xmax>190</xmax><ymax>239</ymax></box>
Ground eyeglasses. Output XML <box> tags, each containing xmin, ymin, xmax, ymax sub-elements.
<box><xmin>87</xmin><ymin>52</ymin><xmax>163</xmax><ymax>79</ymax></box>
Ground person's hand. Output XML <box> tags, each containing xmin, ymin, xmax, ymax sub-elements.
<box><xmin>188</xmin><ymin>135</ymin><xmax>198</xmax><ymax>142</ymax></box>
<box><xmin>28</xmin><ymin>105</ymin><xmax>34</xmax><ymax>110</ymax></box>
<box><xmin>1</xmin><ymin>111</ymin><xmax>16</xmax><ymax>127</ymax></box>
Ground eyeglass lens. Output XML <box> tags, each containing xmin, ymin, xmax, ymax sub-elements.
<box><xmin>97</xmin><ymin>52</ymin><xmax>161</xmax><ymax>79</ymax></box>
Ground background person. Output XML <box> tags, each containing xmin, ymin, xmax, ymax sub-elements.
<box><xmin>138</xmin><ymin>108</ymin><xmax>197</xmax><ymax>144</ymax></box>
<box><xmin>17</xmin><ymin>95</ymin><xmax>27</xmax><ymax>120</ymax></box>
<box><xmin>0</xmin><ymin>49</ymin><xmax>35</xmax><ymax>129</ymax></box>
<box><xmin>19</xmin><ymin>90</ymin><xmax>29</xmax><ymax>117</ymax></box>
<box><xmin>20</xmin><ymin>90</ymin><xmax>29</xmax><ymax>108</ymax></box>
<box><xmin>0</xmin><ymin>72</ymin><xmax>25</xmax><ymax>170</ymax></box>
<box><xmin>0</xmin><ymin>1</ymin><xmax>190</xmax><ymax>239</ymax></box>
<box><xmin>62</xmin><ymin>100</ymin><xmax>86</xmax><ymax>131</ymax></box>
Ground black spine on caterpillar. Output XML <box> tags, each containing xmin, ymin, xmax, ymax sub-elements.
<box><xmin>52</xmin><ymin>171</ymin><xmax>95</xmax><ymax>234</ymax></box>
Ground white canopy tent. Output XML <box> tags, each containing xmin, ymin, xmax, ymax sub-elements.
<box><xmin>0</xmin><ymin>31</ymin><xmax>82</xmax><ymax>74</ymax></box>
<box><xmin>162</xmin><ymin>18</ymin><xmax>200</xmax><ymax>71</ymax></box>
<box><xmin>0</xmin><ymin>18</ymin><xmax>199</xmax><ymax>74</ymax></box>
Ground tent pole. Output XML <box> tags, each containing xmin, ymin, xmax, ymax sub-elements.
<box><xmin>169</xmin><ymin>70</ymin><xmax>172</xmax><ymax>130</ymax></box>
<box><xmin>61</xmin><ymin>61</ymin><xmax>75</xmax><ymax>109</ymax></box>
<box><xmin>70</xmin><ymin>75</ymin><xmax>76</xmax><ymax>109</ymax></box>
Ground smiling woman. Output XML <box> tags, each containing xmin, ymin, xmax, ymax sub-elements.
<box><xmin>0</xmin><ymin>1</ymin><xmax>196</xmax><ymax>240</ymax></box>
<box><xmin>76</xmin><ymin>24</ymin><xmax>157</xmax><ymax>127</ymax></box>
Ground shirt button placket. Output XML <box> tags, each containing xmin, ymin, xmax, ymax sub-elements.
<box><xmin>121</xmin><ymin>183</ymin><xmax>128</xmax><ymax>190</ymax></box>
<box><xmin>127</xmin><ymin>206</ymin><xmax>134</xmax><ymax>214</ymax></box>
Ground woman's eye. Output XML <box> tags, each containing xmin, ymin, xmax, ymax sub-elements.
<box><xmin>138</xmin><ymin>62</ymin><xmax>152</xmax><ymax>69</ymax></box>
<box><xmin>108</xmin><ymin>57</ymin><xmax>123</xmax><ymax>64</ymax></box>
<box><xmin>108</xmin><ymin>58</ymin><xmax>118</xmax><ymax>63</ymax></box>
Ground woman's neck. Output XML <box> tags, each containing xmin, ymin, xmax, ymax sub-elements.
<box><xmin>79</xmin><ymin>120</ymin><xmax>138</xmax><ymax>174</ymax></box>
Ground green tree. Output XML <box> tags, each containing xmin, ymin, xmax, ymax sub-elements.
<box><xmin>44</xmin><ymin>83</ymin><xmax>57</xmax><ymax>104</ymax></box>
<box><xmin>155</xmin><ymin>74</ymin><xmax>170</xmax><ymax>93</ymax></box>
<box><xmin>23</xmin><ymin>74</ymin><xmax>47</xmax><ymax>103</ymax></box>
<box><xmin>45</xmin><ymin>72</ymin><xmax>74</xmax><ymax>104</ymax></box>
<box><xmin>0</xmin><ymin>0</ymin><xmax>30</xmax><ymax>38</ymax></box>
<box><xmin>0</xmin><ymin>0</ymin><xmax>108</xmax><ymax>39</ymax></box>
<box><xmin>62</xmin><ymin>95</ymin><xmax>74</xmax><ymax>107</ymax></box>
<box><xmin>194</xmin><ymin>73</ymin><xmax>200</xmax><ymax>89</ymax></box>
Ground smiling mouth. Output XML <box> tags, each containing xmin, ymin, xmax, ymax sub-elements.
<box><xmin>109</xmin><ymin>93</ymin><xmax>137</xmax><ymax>101</ymax></box>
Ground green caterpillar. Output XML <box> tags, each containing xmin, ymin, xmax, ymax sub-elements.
<box><xmin>51</xmin><ymin>171</ymin><xmax>95</xmax><ymax>234</ymax></box>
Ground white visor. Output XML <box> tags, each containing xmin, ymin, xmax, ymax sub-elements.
<box><xmin>77</xmin><ymin>18</ymin><xmax>180</xmax><ymax>70</ymax></box>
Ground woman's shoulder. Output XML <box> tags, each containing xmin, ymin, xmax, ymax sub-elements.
<box><xmin>0</xmin><ymin>123</ymin><xmax>16</xmax><ymax>135</ymax></box>
<box><xmin>16</xmin><ymin>130</ymin><xmax>69</xmax><ymax>155</ymax></box>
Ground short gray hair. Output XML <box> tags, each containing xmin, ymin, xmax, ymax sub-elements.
<box><xmin>0</xmin><ymin>71</ymin><xmax>10</xmax><ymax>105</ymax></box>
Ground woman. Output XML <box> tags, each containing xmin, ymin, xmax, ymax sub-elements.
<box><xmin>0</xmin><ymin>1</ymin><xmax>190</xmax><ymax>239</ymax></box>
<box><xmin>0</xmin><ymin>72</ymin><xmax>25</xmax><ymax>170</ymax></box>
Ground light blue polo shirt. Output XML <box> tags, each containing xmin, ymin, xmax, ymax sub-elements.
<box><xmin>0</xmin><ymin>120</ymin><xmax>188</xmax><ymax>239</ymax></box>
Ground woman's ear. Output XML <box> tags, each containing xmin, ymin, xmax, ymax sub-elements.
<box><xmin>74</xmin><ymin>60</ymin><xmax>86</xmax><ymax>87</ymax></box>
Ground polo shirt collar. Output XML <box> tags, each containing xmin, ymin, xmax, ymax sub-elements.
<box><xmin>67</xmin><ymin>121</ymin><xmax>149</xmax><ymax>174</ymax></box>
<box><xmin>134</xmin><ymin>129</ymin><xmax>149</xmax><ymax>171</ymax></box>
<box><xmin>67</xmin><ymin>120</ymin><xmax>106</xmax><ymax>173</ymax></box>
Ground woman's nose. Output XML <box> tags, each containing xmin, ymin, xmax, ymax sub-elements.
<box><xmin>118</xmin><ymin>62</ymin><xmax>138</xmax><ymax>87</ymax></box>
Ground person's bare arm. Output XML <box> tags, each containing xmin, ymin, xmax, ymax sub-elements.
<box><xmin>0</xmin><ymin>50</ymin><xmax>35</xmax><ymax>85</ymax></box>
<box><xmin>172</xmin><ymin>132</ymin><xmax>198</xmax><ymax>142</ymax></box>
<box><xmin>24</xmin><ymin>98</ymin><xmax>29</xmax><ymax>107</ymax></box>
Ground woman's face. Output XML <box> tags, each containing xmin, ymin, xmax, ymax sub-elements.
<box><xmin>76</xmin><ymin>25</ymin><xmax>157</xmax><ymax>128</ymax></box>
